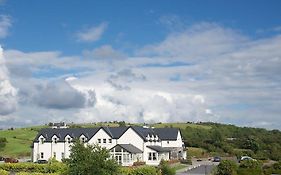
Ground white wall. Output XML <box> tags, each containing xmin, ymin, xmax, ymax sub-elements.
<box><xmin>118</xmin><ymin>128</ymin><xmax>144</xmax><ymax>151</ymax></box>
<box><xmin>161</xmin><ymin>131</ymin><xmax>183</xmax><ymax>147</ymax></box>
<box><xmin>88</xmin><ymin>128</ymin><xmax>115</xmax><ymax>149</ymax></box>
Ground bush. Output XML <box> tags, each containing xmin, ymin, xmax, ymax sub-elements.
<box><xmin>66</xmin><ymin>140</ymin><xmax>119</xmax><ymax>175</ymax></box>
<box><xmin>0</xmin><ymin>169</ymin><xmax>8</xmax><ymax>175</ymax></box>
<box><xmin>215</xmin><ymin>160</ymin><xmax>237</xmax><ymax>175</ymax></box>
<box><xmin>238</xmin><ymin>160</ymin><xmax>263</xmax><ymax>175</ymax></box>
<box><xmin>159</xmin><ymin>160</ymin><xmax>176</xmax><ymax>175</ymax></box>
<box><xmin>119</xmin><ymin>166</ymin><xmax>161</xmax><ymax>175</ymax></box>
<box><xmin>0</xmin><ymin>162</ymin><xmax>67</xmax><ymax>173</ymax></box>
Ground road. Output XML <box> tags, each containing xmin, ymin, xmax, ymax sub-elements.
<box><xmin>177</xmin><ymin>165</ymin><xmax>216</xmax><ymax>175</ymax></box>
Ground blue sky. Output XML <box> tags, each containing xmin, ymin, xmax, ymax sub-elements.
<box><xmin>2</xmin><ymin>0</ymin><xmax>281</xmax><ymax>54</ymax></box>
<box><xmin>0</xmin><ymin>0</ymin><xmax>281</xmax><ymax>129</ymax></box>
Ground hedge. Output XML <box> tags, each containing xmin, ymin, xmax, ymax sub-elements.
<box><xmin>119</xmin><ymin>166</ymin><xmax>161</xmax><ymax>175</ymax></box>
<box><xmin>0</xmin><ymin>169</ymin><xmax>9</xmax><ymax>175</ymax></box>
<box><xmin>0</xmin><ymin>162</ymin><xmax>66</xmax><ymax>173</ymax></box>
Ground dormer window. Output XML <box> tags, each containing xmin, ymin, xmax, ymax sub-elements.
<box><xmin>67</xmin><ymin>137</ymin><xmax>71</xmax><ymax>144</ymax></box>
<box><xmin>146</xmin><ymin>134</ymin><xmax>150</xmax><ymax>141</ymax></box>
<box><xmin>53</xmin><ymin>137</ymin><xmax>58</xmax><ymax>144</ymax></box>
<box><xmin>40</xmin><ymin>138</ymin><xmax>44</xmax><ymax>144</ymax></box>
<box><xmin>80</xmin><ymin>135</ymin><xmax>87</xmax><ymax>143</ymax></box>
<box><xmin>81</xmin><ymin>137</ymin><xmax>86</xmax><ymax>143</ymax></box>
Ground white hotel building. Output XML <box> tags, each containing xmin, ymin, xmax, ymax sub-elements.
<box><xmin>32</xmin><ymin>126</ymin><xmax>185</xmax><ymax>166</ymax></box>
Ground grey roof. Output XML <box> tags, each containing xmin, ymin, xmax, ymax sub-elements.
<box><xmin>110</xmin><ymin>144</ymin><xmax>143</xmax><ymax>153</ymax></box>
<box><xmin>153</xmin><ymin>128</ymin><xmax>179</xmax><ymax>140</ymax></box>
<box><xmin>34</xmin><ymin>126</ymin><xmax>180</xmax><ymax>142</ymax></box>
<box><xmin>147</xmin><ymin>146</ymin><xmax>172</xmax><ymax>152</ymax></box>
<box><xmin>34</xmin><ymin>128</ymin><xmax>100</xmax><ymax>142</ymax></box>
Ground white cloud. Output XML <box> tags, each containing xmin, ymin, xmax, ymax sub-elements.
<box><xmin>0</xmin><ymin>15</ymin><xmax>12</xmax><ymax>38</ymax></box>
<box><xmin>76</xmin><ymin>22</ymin><xmax>108</xmax><ymax>42</ymax></box>
<box><xmin>2</xmin><ymin>22</ymin><xmax>281</xmax><ymax>129</ymax></box>
<box><xmin>0</xmin><ymin>46</ymin><xmax>17</xmax><ymax>116</ymax></box>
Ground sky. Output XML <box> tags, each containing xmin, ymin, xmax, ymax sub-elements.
<box><xmin>0</xmin><ymin>0</ymin><xmax>281</xmax><ymax>129</ymax></box>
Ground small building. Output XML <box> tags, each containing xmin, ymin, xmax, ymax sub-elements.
<box><xmin>48</xmin><ymin>122</ymin><xmax>68</xmax><ymax>129</ymax></box>
<box><xmin>32</xmin><ymin>126</ymin><xmax>186</xmax><ymax>166</ymax></box>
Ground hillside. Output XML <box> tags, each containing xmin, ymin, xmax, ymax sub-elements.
<box><xmin>0</xmin><ymin>122</ymin><xmax>281</xmax><ymax>161</ymax></box>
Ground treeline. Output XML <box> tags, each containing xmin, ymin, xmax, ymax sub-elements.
<box><xmin>181</xmin><ymin>122</ymin><xmax>281</xmax><ymax>160</ymax></box>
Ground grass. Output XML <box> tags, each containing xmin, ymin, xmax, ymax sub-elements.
<box><xmin>188</xmin><ymin>147</ymin><xmax>208</xmax><ymax>158</ymax></box>
<box><xmin>0</xmin><ymin>127</ymin><xmax>42</xmax><ymax>158</ymax></box>
<box><xmin>152</xmin><ymin>122</ymin><xmax>212</xmax><ymax>130</ymax></box>
<box><xmin>173</xmin><ymin>164</ymin><xmax>188</xmax><ymax>171</ymax></box>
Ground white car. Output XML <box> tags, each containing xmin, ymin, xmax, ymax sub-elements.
<box><xmin>240</xmin><ymin>156</ymin><xmax>256</xmax><ymax>162</ymax></box>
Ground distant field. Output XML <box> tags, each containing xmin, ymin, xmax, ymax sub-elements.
<box><xmin>0</xmin><ymin>126</ymin><xmax>47</xmax><ymax>158</ymax></box>
<box><xmin>152</xmin><ymin>122</ymin><xmax>212</xmax><ymax>130</ymax></box>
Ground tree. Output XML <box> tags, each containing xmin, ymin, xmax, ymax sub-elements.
<box><xmin>66</xmin><ymin>140</ymin><xmax>119</xmax><ymax>175</ymax></box>
<box><xmin>0</xmin><ymin>137</ymin><xmax>7</xmax><ymax>151</ymax></box>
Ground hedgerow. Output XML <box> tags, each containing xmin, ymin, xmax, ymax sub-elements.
<box><xmin>0</xmin><ymin>162</ymin><xmax>66</xmax><ymax>173</ymax></box>
<box><xmin>119</xmin><ymin>166</ymin><xmax>161</xmax><ymax>175</ymax></box>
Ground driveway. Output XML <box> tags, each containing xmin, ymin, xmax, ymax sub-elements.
<box><xmin>176</xmin><ymin>160</ymin><xmax>219</xmax><ymax>175</ymax></box>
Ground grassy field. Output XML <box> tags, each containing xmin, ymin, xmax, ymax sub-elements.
<box><xmin>0</xmin><ymin>127</ymin><xmax>45</xmax><ymax>158</ymax></box>
<box><xmin>152</xmin><ymin>122</ymin><xmax>212</xmax><ymax>130</ymax></box>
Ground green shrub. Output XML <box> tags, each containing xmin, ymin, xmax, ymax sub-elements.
<box><xmin>119</xmin><ymin>166</ymin><xmax>160</xmax><ymax>175</ymax></box>
<box><xmin>0</xmin><ymin>169</ymin><xmax>8</xmax><ymax>175</ymax></box>
<box><xmin>215</xmin><ymin>160</ymin><xmax>237</xmax><ymax>175</ymax></box>
<box><xmin>0</xmin><ymin>162</ymin><xmax>67</xmax><ymax>173</ymax></box>
<box><xmin>159</xmin><ymin>160</ymin><xmax>176</xmax><ymax>175</ymax></box>
<box><xmin>238</xmin><ymin>160</ymin><xmax>263</xmax><ymax>175</ymax></box>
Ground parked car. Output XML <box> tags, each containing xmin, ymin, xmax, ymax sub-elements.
<box><xmin>4</xmin><ymin>158</ymin><xmax>19</xmax><ymax>163</ymax></box>
<box><xmin>239</xmin><ymin>156</ymin><xmax>256</xmax><ymax>162</ymax></box>
<box><xmin>0</xmin><ymin>156</ymin><xmax>5</xmax><ymax>161</ymax></box>
<box><xmin>36</xmin><ymin>159</ymin><xmax>48</xmax><ymax>164</ymax></box>
<box><xmin>213</xmin><ymin>156</ymin><xmax>221</xmax><ymax>162</ymax></box>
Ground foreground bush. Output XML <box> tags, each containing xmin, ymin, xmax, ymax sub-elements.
<box><xmin>159</xmin><ymin>160</ymin><xmax>176</xmax><ymax>175</ymax></box>
<box><xmin>119</xmin><ymin>166</ymin><xmax>161</xmax><ymax>175</ymax></box>
<box><xmin>0</xmin><ymin>162</ymin><xmax>67</xmax><ymax>173</ymax></box>
<box><xmin>0</xmin><ymin>169</ymin><xmax>8</xmax><ymax>175</ymax></box>
<box><xmin>66</xmin><ymin>140</ymin><xmax>119</xmax><ymax>175</ymax></box>
<box><xmin>215</xmin><ymin>160</ymin><xmax>237</xmax><ymax>175</ymax></box>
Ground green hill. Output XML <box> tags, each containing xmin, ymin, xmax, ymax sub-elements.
<box><xmin>1</xmin><ymin>122</ymin><xmax>281</xmax><ymax>161</ymax></box>
<box><xmin>0</xmin><ymin>127</ymin><xmax>39</xmax><ymax>157</ymax></box>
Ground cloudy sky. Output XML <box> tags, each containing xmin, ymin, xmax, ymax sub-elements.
<box><xmin>0</xmin><ymin>0</ymin><xmax>281</xmax><ymax>129</ymax></box>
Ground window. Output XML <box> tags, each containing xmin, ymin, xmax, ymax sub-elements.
<box><xmin>67</xmin><ymin>138</ymin><xmax>71</xmax><ymax>143</ymax></box>
<box><xmin>103</xmin><ymin>139</ymin><xmax>106</xmax><ymax>143</ymax></box>
<box><xmin>40</xmin><ymin>152</ymin><xmax>44</xmax><ymax>159</ymax></box>
<box><xmin>148</xmin><ymin>152</ymin><xmax>157</xmax><ymax>161</ymax></box>
<box><xmin>53</xmin><ymin>152</ymin><xmax>56</xmax><ymax>158</ymax></box>
<box><xmin>81</xmin><ymin>137</ymin><xmax>86</xmax><ymax>143</ymax></box>
<box><xmin>152</xmin><ymin>153</ymin><xmax>157</xmax><ymax>160</ymax></box>
<box><xmin>53</xmin><ymin>138</ymin><xmax>58</xmax><ymax>144</ymax></box>
<box><xmin>167</xmin><ymin>141</ymin><xmax>169</xmax><ymax>144</ymax></box>
<box><xmin>98</xmin><ymin>139</ymin><xmax>101</xmax><ymax>143</ymax></box>
<box><xmin>148</xmin><ymin>153</ymin><xmax>152</xmax><ymax>160</ymax></box>
<box><xmin>61</xmin><ymin>152</ymin><xmax>65</xmax><ymax>159</ymax></box>
<box><xmin>109</xmin><ymin>139</ymin><xmax>112</xmax><ymax>143</ymax></box>
<box><xmin>40</xmin><ymin>138</ymin><xmax>44</xmax><ymax>144</ymax></box>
